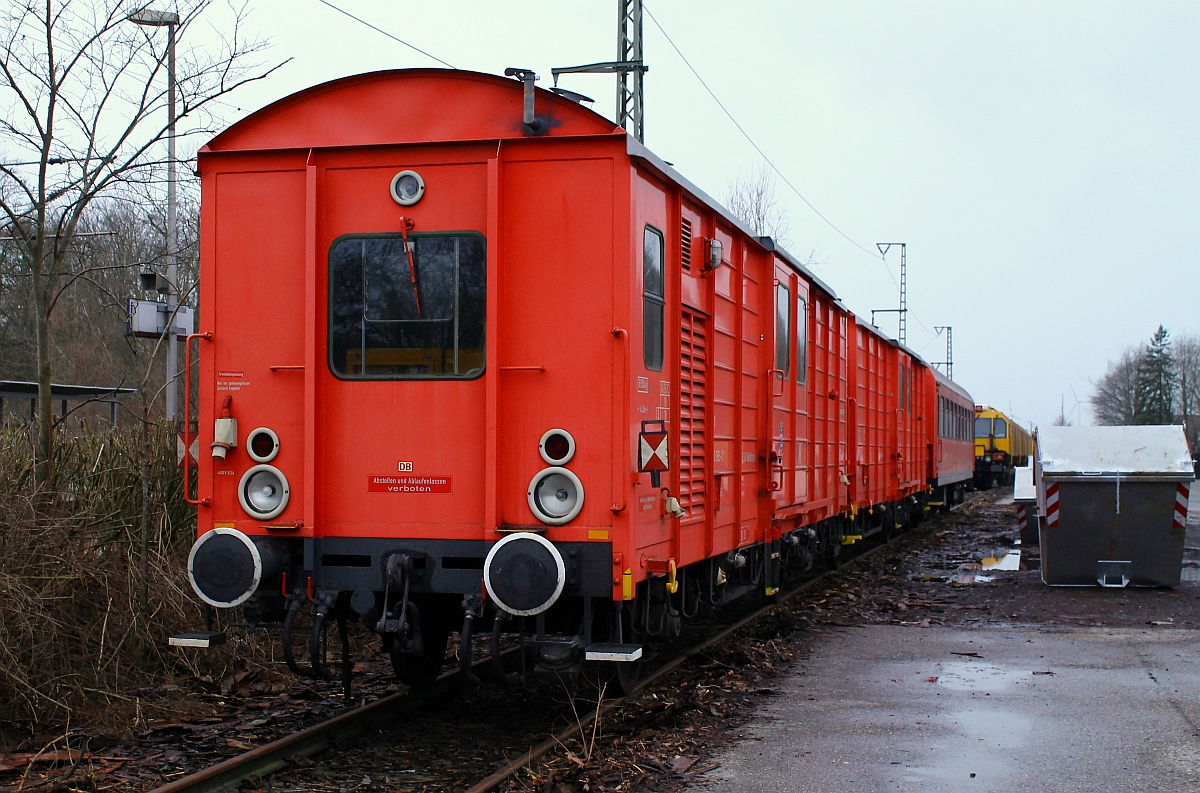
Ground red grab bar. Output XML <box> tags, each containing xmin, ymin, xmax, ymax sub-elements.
<box><xmin>184</xmin><ymin>331</ymin><xmax>213</xmax><ymax>506</ymax></box>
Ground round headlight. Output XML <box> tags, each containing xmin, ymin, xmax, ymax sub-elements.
<box><xmin>527</xmin><ymin>466</ymin><xmax>584</xmax><ymax>525</ymax></box>
<box><xmin>390</xmin><ymin>169</ymin><xmax>425</xmax><ymax>206</ymax></box>
<box><xmin>538</xmin><ymin>428</ymin><xmax>576</xmax><ymax>465</ymax></box>
<box><xmin>246</xmin><ymin>426</ymin><xmax>279</xmax><ymax>463</ymax></box>
<box><xmin>484</xmin><ymin>532</ymin><xmax>566</xmax><ymax>617</ymax></box>
<box><xmin>238</xmin><ymin>464</ymin><xmax>290</xmax><ymax>520</ymax></box>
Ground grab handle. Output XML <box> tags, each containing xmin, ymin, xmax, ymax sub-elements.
<box><xmin>184</xmin><ymin>331</ymin><xmax>213</xmax><ymax>506</ymax></box>
<box><xmin>611</xmin><ymin>327</ymin><xmax>629</xmax><ymax>514</ymax></box>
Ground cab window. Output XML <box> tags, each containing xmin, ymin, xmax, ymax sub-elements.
<box><xmin>975</xmin><ymin>417</ymin><xmax>992</xmax><ymax>438</ymax></box>
<box><xmin>329</xmin><ymin>233</ymin><xmax>485</xmax><ymax>379</ymax></box>
<box><xmin>993</xmin><ymin>418</ymin><xmax>1008</xmax><ymax>438</ymax></box>
<box><xmin>643</xmin><ymin>226</ymin><xmax>665</xmax><ymax>371</ymax></box>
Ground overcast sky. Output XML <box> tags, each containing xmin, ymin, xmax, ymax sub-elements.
<box><xmin>186</xmin><ymin>0</ymin><xmax>1199</xmax><ymax>429</ymax></box>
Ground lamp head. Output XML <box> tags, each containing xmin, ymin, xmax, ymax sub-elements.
<box><xmin>128</xmin><ymin>9</ymin><xmax>180</xmax><ymax>26</ymax></box>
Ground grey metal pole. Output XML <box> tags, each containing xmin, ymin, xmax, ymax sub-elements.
<box><xmin>614</xmin><ymin>0</ymin><xmax>645</xmax><ymax>142</ymax></box>
<box><xmin>876</xmin><ymin>242</ymin><xmax>907</xmax><ymax>346</ymax></box>
<box><xmin>615</xmin><ymin>0</ymin><xmax>623</xmax><ymax>132</ymax></box>
<box><xmin>165</xmin><ymin>21</ymin><xmax>178</xmax><ymax>422</ymax></box>
<box><xmin>128</xmin><ymin>9</ymin><xmax>182</xmax><ymax>420</ymax></box>
<box><xmin>898</xmin><ymin>243</ymin><xmax>907</xmax><ymax>347</ymax></box>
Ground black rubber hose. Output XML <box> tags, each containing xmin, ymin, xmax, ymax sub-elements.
<box><xmin>490</xmin><ymin>612</ymin><xmax>522</xmax><ymax>685</ymax></box>
<box><xmin>490</xmin><ymin>612</ymin><xmax>506</xmax><ymax>680</ymax></box>
<box><xmin>459</xmin><ymin>610</ymin><xmax>478</xmax><ymax>683</ymax></box>
<box><xmin>680</xmin><ymin>569</ymin><xmax>699</xmax><ymax>619</ymax></box>
<box><xmin>311</xmin><ymin>609</ymin><xmax>333</xmax><ymax>680</ymax></box>
<box><xmin>338</xmin><ymin>613</ymin><xmax>352</xmax><ymax>699</ymax></box>
<box><xmin>282</xmin><ymin>599</ymin><xmax>307</xmax><ymax>677</ymax></box>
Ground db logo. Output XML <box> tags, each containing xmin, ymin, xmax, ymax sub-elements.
<box><xmin>398</xmin><ymin>461</ymin><xmax>414</xmax><ymax>472</ymax></box>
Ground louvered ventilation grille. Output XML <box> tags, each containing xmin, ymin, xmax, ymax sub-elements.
<box><xmin>679</xmin><ymin>310</ymin><xmax>707</xmax><ymax>518</ymax></box>
<box><xmin>680</xmin><ymin>218</ymin><xmax>693</xmax><ymax>271</ymax></box>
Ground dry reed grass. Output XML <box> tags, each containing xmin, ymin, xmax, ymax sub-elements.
<box><xmin>0</xmin><ymin>423</ymin><xmax>223</xmax><ymax>744</ymax></box>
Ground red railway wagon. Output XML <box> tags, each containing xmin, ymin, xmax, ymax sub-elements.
<box><xmin>180</xmin><ymin>69</ymin><xmax>974</xmax><ymax>687</ymax></box>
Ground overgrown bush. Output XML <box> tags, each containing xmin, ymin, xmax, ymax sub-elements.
<box><xmin>0</xmin><ymin>423</ymin><xmax>207</xmax><ymax>736</ymax></box>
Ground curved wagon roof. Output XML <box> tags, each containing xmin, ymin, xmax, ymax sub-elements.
<box><xmin>202</xmin><ymin>68</ymin><xmax>622</xmax><ymax>153</ymax></box>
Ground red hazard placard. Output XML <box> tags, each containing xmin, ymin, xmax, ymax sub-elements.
<box><xmin>368</xmin><ymin>475</ymin><xmax>453</xmax><ymax>494</ymax></box>
<box><xmin>638</xmin><ymin>423</ymin><xmax>669</xmax><ymax>473</ymax></box>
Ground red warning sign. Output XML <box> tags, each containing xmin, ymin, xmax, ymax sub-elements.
<box><xmin>369</xmin><ymin>475</ymin><xmax>453</xmax><ymax>494</ymax></box>
<box><xmin>638</xmin><ymin>422</ymin><xmax>669</xmax><ymax>473</ymax></box>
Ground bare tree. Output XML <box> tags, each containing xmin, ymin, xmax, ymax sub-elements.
<box><xmin>1175</xmin><ymin>333</ymin><xmax>1200</xmax><ymax>452</ymax></box>
<box><xmin>723</xmin><ymin>162</ymin><xmax>791</xmax><ymax>249</ymax></box>
<box><xmin>0</xmin><ymin>0</ymin><xmax>281</xmax><ymax>483</ymax></box>
<box><xmin>1090</xmin><ymin>345</ymin><xmax>1146</xmax><ymax>426</ymax></box>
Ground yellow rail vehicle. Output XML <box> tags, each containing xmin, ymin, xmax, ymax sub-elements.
<box><xmin>973</xmin><ymin>406</ymin><xmax>1033</xmax><ymax>487</ymax></box>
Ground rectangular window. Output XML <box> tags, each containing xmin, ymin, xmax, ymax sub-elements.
<box><xmin>329</xmin><ymin>233</ymin><xmax>486</xmax><ymax>379</ymax></box>
<box><xmin>775</xmin><ymin>283</ymin><xmax>790</xmax><ymax>377</ymax></box>
<box><xmin>898</xmin><ymin>364</ymin><xmax>907</xmax><ymax>412</ymax></box>
<box><xmin>796</xmin><ymin>296</ymin><xmax>807</xmax><ymax>385</ymax></box>
<box><xmin>643</xmin><ymin>226</ymin><xmax>665</xmax><ymax>371</ymax></box>
<box><xmin>975</xmin><ymin>417</ymin><xmax>992</xmax><ymax>438</ymax></box>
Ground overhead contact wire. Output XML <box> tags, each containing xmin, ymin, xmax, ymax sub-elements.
<box><xmin>644</xmin><ymin>4</ymin><xmax>941</xmax><ymax>345</ymax></box>
<box><xmin>642</xmin><ymin>5</ymin><xmax>878</xmax><ymax>263</ymax></box>
<box><xmin>316</xmin><ymin>0</ymin><xmax>456</xmax><ymax>69</ymax></box>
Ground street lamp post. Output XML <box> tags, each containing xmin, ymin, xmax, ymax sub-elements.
<box><xmin>129</xmin><ymin>8</ymin><xmax>181</xmax><ymax>423</ymax></box>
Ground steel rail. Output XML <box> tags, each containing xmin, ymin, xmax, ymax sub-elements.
<box><xmin>466</xmin><ymin>496</ymin><xmax>979</xmax><ymax>793</ymax></box>
<box><xmin>148</xmin><ymin>647</ymin><xmax>511</xmax><ymax>793</ymax></box>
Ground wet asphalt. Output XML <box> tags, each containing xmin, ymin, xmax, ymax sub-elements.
<box><xmin>694</xmin><ymin>497</ymin><xmax>1200</xmax><ymax>792</ymax></box>
<box><xmin>695</xmin><ymin>624</ymin><xmax>1200</xmax><ymax>792</ymax></box>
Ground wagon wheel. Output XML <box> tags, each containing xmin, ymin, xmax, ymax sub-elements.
<box><xmin>598</xmin><ymin>603</ymin><xmax>643</xmax><ymax>697</ymax></box>
<box><xmin>388</xmin><ymin>612</ymin><xmax>452</xmax><ymax>687</ymax></box>
<box><xmin>822</xmin><ymin>523</ymin><xmax>843</xmax><ymax>570</ymax></box>
<box><xmin>612</xmin><ymin>652</ymin><xmax>643</xmax><ymax>696</ymax></box>
<box><xmin>881</xmin><ymin>506</ymin><xmax>897</xmax><ymax>542</ymax></box>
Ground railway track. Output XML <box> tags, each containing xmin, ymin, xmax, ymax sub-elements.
<box><xmin>149</xmin><ymin>498</ymin><xmax>978</xmax><ymax>793</ymax></box>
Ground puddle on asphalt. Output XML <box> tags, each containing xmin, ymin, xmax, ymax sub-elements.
<box><xmin>949</xmin><ymin>573</ymin><xmax>998</xmax><ymax>584</ymax></box>
<box><xmin>936</xmin><ymin>661</ymin><xmax>1028</xmax><ymax>691</ymax></box>
<box><xmin>902</xmin><ymin>709</ymin><xmax>1031</xmax><ymax>784</ymax></box>
<box><xmin>981</xmin><ymin>550</ymin><xmax>1021</xmax><ymax>570</ymax></box>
